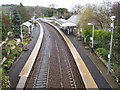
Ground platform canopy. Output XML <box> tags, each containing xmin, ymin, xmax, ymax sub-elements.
<box><xmin>59</xmin><ymin>18</ymin><xmax>67</xmax><ymax>23</ymax></box>
<box><xmin>22</xmin><ymin>21</ymin><xmax>32</xmax><ymax>27</ymax></box>
<box><xmin>67</xmin><ymin>14</ymin><xmax>80</xmax><ymax>24</ymax></box>
<box><xmin>61</xmin><ymin>21</ymin><xmax>77</xmax><ymax>27</ymax></box>
<box><xmin>55</xmin><ymin>18</ymin><xmax>67</xmax><ymax>25</ymax></box>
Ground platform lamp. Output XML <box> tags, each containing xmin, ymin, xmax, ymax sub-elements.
<box><xmin>20</xmin><ymin>24</ymin><xmax>23</xmax><ymax>47</ymax></box>
<box><xmin>107</xmin><ymin>16</ymin><xmax>116</xmax><ymax>75</ymax></box>
<box><xmin>88</xmin><ymin>23</ymin><xmax>94</xmax><ymax>53</ymax></box>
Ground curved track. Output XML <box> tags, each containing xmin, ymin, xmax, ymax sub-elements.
<box><xmin>26</xmin><ymin>21</ymin><xmax>85</xmax><ymax>89</ymax></box>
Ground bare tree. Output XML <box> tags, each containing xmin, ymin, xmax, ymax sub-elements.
<box><xmin>112</xmin><ymin>2</ymin><xmax>120</xmax><ymax>33</ymax></box>
<box><xmin>78</xmin><ymin>4</ymin><xmax>95</xmax><ymax>26</ymax></box>
<box><xmin>93</xmin><ymin>1</ymin><xmax>112</xmax><ymax>29</ymax></box>
<box><xmin>49</xmin><ymin>4</ymin><xmax>57</xmax><ymax>8</ymax></box>
<box><xmin>71</xmin><ymin>4</ymin><xmax>83</xmax><ymax>14</ymax></box>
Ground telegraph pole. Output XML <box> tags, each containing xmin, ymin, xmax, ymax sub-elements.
<box><xmin>107</xmin><ymin>16</ymin><xmax>116</xmax><ymax>75</ymax></box>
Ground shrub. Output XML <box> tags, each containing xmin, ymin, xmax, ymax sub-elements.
<box><xmin>7</xmin><ymin>40</ymin><xmax>16</xmax><ymax>46</ymax></box>
<box><xmin>3</xmin><ymin>59</ymin><xmax>14</xmax><ymax>70</ymax></box>
<box><xmin>111</xmin><ymin>62</ymin><xmax>120</xmax><ymax>83</ymax></box>
<box><xmin>2</xmin><ymin>49</ymin><xmax>7</xmax><ymax>58</ymax></box>
<box><xmin>96</xmin><ymin>48</ymin><xmax>109</xmax><ymax>60</ymax></box>
<box><xmin>1</xmin><ymin>67</ymin><xmax>10</xmax><ymax>89</ymax></box>
<box><xmin>2</xmin><ymin>29</ymin><xmax>8</xmax><ymax>41</ymax></box>
<box><xmin>11</xmin><ymin>49</ymin><xmax>20</xmax><ymax>57</ymax></box>
<box><xmin>82</xmin><ymin>25</ymin><xmax>92</xmax><ymax>38</ymax></box>
<box><xmin>7</xmin><ymin>59</ymin><xmax>14</xmax><ymax>65</ymax></box>
<box><xmin>16</xmin><ymin>46</ymin><xmax>23</xmax><ymax>53</ymax></box>
<box><xmin>94</xmin><ymin>41</ymin><xmax>102</xmax><ymax>49</ymax></box>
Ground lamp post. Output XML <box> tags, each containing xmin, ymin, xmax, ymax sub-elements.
<box><xmin>20</xmin><ymin>25</ymin><xmax>23</xmax><ymax>47</ymax></box>
<box><xmin>107</xmin><ymin>16</ymin><xmax>116</xmax><ymax>75</ymax></box>
<box><xmin>88</xmin><ymin>23</ymin><xmax>94</xmax><ymax>53</ymax></box>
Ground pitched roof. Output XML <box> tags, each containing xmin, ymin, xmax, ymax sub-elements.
<box><xmin>22</xmin><ymin>21</ymin><xmax>32</xmax><ymax>27</ymax></box>
<box><xmin>61</xmin><ymin>21</ymin><xmax>77</xmax><ymax>27</ymax></box>
<box><xmin>67</xmin><ymin>14</ymin><xmax>80</xmax><ymax>24</ymax></box>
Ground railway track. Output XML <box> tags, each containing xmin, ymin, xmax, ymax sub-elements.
<box><xmin>17</xmin><ymin>20</ymin><xmax>98</xmax><ymax>89</ymax></box>
<box><xmin>33</xmin><ymin>24</ymin><xmax>51</xmax><ymax>88</ymax></box>
<box><xmin>25</xmin><ymin>21</ymin><xmax>85</xmax><ymax>89</ymax></box>
<box><xmin>55</xmin><ymin>36</ymin><xmax>77</xmax><ymax>88</ymax></box>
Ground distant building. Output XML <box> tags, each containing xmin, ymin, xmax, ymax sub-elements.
<box><xmin>2</xmin><ymin>4</ymin><xmax>17</xmax><ymax>6</ymax></box>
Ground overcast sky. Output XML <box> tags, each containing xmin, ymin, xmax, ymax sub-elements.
<box><xmin>1</xmin><ymin>0</ymin><xmax>119</xmax><ymax>11</ymax></box>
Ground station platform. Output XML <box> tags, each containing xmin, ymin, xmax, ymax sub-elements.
<box><xmin>67</xmin><ymin>34</ymin><xmax>119</xmax><ymax>89</ymax></box>
<box><xmin>8</xmin><ymin>25</ymin><xmax>40</xmax><ymax>88</ymax></box>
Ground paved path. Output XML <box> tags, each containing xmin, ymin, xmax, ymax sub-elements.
<box><xmin>67</xmin><ymin>34</ymin><xmax>119</xmax><ymax>88</ymax></box>
<box><xmin>8</xmin><ymin>25</ymin><xmax>40</xmax><ymax>88</ymax></box>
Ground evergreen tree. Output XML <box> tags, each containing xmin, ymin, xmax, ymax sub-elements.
<box><xmin>11</xmin><ymin>10</ymin><xmax>21</xmax><ymax>38</ymax></box>
<box><xmin>17</xmin><ymin>3</ymin><xmax>31</xmax><ymax>22</ymax></box>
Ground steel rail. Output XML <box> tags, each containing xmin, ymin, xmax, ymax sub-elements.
<box><xmin>55</xmin><ymin>40</ymin><xmax>63</xmax><ymax>89</ymax></box>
